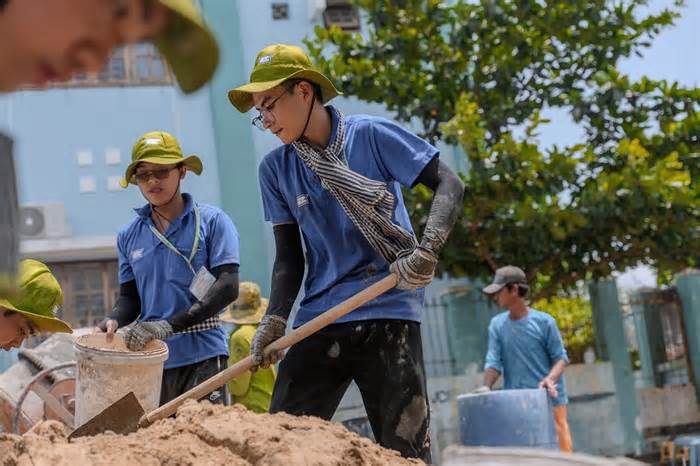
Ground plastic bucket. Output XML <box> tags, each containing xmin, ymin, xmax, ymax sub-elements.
<box><xmin>457</xmin><ymin>388</ymin><xmax>558</xmax><ymax>449</ymax></box>
<box><xmin>73</xmin><ymin>334</ymin><xmax>168</xmax><ymax>428</ymax></box>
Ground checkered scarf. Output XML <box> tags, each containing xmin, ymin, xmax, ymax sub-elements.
<box><xmin>177</xmin><ymin>316</ymin><xmax>221</xmax><ymax>334</ymax></box>
<box><xmin>292</xmin><ymin>107</ymin><xmax>417</xmax><ymax>263</ymax></box>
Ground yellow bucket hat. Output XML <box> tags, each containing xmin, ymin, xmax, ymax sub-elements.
<box><xmin>121</xmin><ymin>131</ymin><xmax>203</xmax><ymax>188</ymax></box>
<box><xmin>220</xmin><ymin>282</ymin><xmax>268</xmax><ymax>325</ymax></box>
<box><xmin>228</xmin><ymin>44</ymin><xmax>342</xmax><ymax>113</ymax></box>
<box><xmin>155</xmin><ymin>0</ymin><xmax>219</xmax><ymax>93</ymax></box>
<box><xmin>0</xmin><ymin>259</ymin><xmax>72</xmax><ymax>334</ymax></box>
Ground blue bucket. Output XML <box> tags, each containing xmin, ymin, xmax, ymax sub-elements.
<box><xmin>457</xmin><ymin>388</ymin><xmax>558</xmax><ymax>449</ymax></box>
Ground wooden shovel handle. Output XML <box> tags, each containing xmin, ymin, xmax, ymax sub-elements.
<box><xmin>140</xmin><ymin>273</ymin><xmax>398</xmax><ymax>426</ymax></box>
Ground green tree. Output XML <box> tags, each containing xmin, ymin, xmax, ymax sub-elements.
<box><xmin>306</xmin><ymin>0</ymin><xmax>699</xmax><ymax>298</ymax></box>
<box><xmin>534</xmin><ymin>295</ymin><xmax>594</xmax><ymax>363</ymax></box>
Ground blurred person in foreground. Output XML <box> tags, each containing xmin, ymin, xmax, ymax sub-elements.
<box><xmin>0</xmin><ymin>0</ymin><xmax>218</xmax><ymax>93</ymax></box>
<box><xmin>0</xmin><ymin>259</ymin><xmax>72</xmax><ymax>351</ymax></box>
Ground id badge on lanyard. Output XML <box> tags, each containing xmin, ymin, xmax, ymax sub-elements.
<box><xmin>148</xmin><ymin>206</ymin><xmax>215</xmax><ymax>301</ymax></box>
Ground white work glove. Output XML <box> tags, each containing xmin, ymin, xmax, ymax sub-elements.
<box><xmin>389</xmin><ymin>247</ymin><xmax>438</xmax><ymax>290</ymax></box>
<box><xmin>251</xmin><ymin>315</ymin><xmax>287</xmax><ymax>368</ymax></box>
<box><xmin>123</xmin><ymin>320</ymin><xmax>173</xmax><ymax>351</ymax></box>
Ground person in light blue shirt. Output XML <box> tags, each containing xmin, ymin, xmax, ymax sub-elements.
<box><xmin>228</xmin><ymin>44</ymin><xmax>464</xmax><ymax>462</ymax></box>
<box><xmin>96</xmin><ymin>131</ymin><xmax>240</xmax><ymax>407</ymax></box>
<box><xmin>479</xmin><ymin>265</ymin><xmax>573</xmax><ymax>452</ymax></box>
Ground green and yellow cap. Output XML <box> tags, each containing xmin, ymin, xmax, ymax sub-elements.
<box><xmin>0</xmin><ymin>259</ymin><xmax>71</xmax><ymax>334</ymax></box>
<box><xmin>220</xmin><ymin>282</ymin><xmax>268</xmax><ymax>325</ymax></box>
<box><xmin>228</xmin><ymin>44</ymin><xmax>342</xmax><ymax>113</ymax></box>
<box><xmin>155</xmin><ymin>0</ymin><xmax>219</xmax><ymax>93</ymax></box>
<box><xmin>121</xmin><ymin>131</ymin><xmax>203</xmax><ymax>188</ymax></box>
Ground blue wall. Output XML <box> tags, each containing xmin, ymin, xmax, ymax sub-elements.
<box><xmin>0</xmin><ymin>85</ymin><xmax>221</xmax><ymax>237</ymax></box>
<box><xmin>199</xmin><ymin>0</ymin><xmax>272</xmax><ymax>289</ymax></box>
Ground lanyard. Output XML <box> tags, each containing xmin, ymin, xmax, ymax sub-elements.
<box><xmin>148</xmin><ymin>206</ymin><xmax>201</xmax><ymax>275</ymax></box>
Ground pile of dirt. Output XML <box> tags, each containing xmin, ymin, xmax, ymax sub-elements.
<box><xmin>0</xmin><ymin>400</ymin><xmax>422</xmax><ymax>465</ymax></box>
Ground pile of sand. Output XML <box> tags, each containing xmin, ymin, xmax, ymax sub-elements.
<box><xmin>0</xmin><ymin>400</ymin><xmax>422</xmax><ymax>465</ymax></box>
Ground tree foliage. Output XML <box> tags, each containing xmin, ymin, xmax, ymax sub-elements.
<box><xmin>306</xmin><ymin>0</ymin><xmax>699</xmax><ymax>298</ymax></box>
<box><xmin>534</xmin><ymin>295</ymin><xmax>594</xmax><ymax>363</ymax></box>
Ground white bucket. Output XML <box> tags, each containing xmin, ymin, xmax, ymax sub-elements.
<box><xmin>73</xmin><ymin>334</ymin><xmax>168</xmax><ymax>428</ymax></box>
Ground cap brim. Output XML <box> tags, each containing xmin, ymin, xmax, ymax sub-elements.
<box><xmin>228</xmin><ymin>69</ymin><xmax>342</xmax><ymax>113</ymax></box>
<box><xmin>24</xmin><ymin>312</ymin><xmax>73</xmax><ymax>334</ymax></box>
<box><xmin>120</xmin><ymin>154</ymin><xmax>203</xmax><ymax>188</ymax></box>
<box><xmin>0</xmin><ymin>300</ymin><xmax>72</xmax><ymax>334</ymax></box>
<box><xmin>482</xmin><ymin>283</ymin><xmax>506</xmax><ymax>295</ymax></box>
<box><xmin>155</xmin><ymin>0</ymin><xmax>219</xmax><ymax>94</ymax></box>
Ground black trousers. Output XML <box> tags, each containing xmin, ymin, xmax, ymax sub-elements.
<box><xmin>270</xmin><ymin>319</ymin><xmax>431</xmax><ymax>463</ymax></box>
<box><xmin>160</xmin><ymin>355</ymin><xmax>229</xmax><ymax>406</ymax></box>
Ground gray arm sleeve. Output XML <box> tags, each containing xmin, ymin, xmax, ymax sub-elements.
<box><xmin>415</xmin><ymin>158</ymin><xmax>465</xmax><ymax>254</ymax></box>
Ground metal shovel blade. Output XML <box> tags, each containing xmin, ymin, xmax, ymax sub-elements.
<box><xmin>68</xmin><ymin>392</ymin><xmax>145</xmax><ymax>440</ymax></box>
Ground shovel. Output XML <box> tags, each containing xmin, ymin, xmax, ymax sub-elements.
<box><xmin>69</xmin><ymin>273</ymin><xmax>398</xmax><ymax>439</ymax></box>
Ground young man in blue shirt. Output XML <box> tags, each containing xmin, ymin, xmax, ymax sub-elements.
<box><xmin>229</xmin><ymin>44</ymin><xmax>464</xmax><ymax>462</ymax></box>
<box><xmin>96</xmin><ymin>131</ymin><xmax>240</xmax><ymax>406</ymax></box>
<box><xmin>479</xmin><ymin>265</ymin><xmax>573</xmax><ymax>452</ymax></box>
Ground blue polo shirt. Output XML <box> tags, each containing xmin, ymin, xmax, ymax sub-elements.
<box><xmin>258</xmin><ymin>108</ymin><xmax>438</xmax><ymax>327</ymax></box>
<box><xmin>485</xmin><ymin>309</ymin><xmax>569</xmax><ymax>405</ymax></box>
<box><xmin>117</xmin><ymin>193</ymin><xmax>240</xmax><ymax>369</ymax></box>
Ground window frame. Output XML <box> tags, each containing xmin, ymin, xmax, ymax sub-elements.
<box><xmin>50</xmin><ymin>260</ymin><xmax>119</xmax><ymax>329</ymax></box>
<box><xmin>23</xmin><ymin>43</ymin><xmax>173</xmax><ymax>90</ymax></box>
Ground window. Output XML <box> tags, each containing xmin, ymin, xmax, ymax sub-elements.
<box><xmin>323</xmin><ymin>1</ymin><xmax>360</xmax><ymax>31</ymax></box>
<box><xmin>35</xmin><ymin>43</ymin><xmax>172</xmax><ymax>89</ymax></box>
<box><xmin>272</xmin><ymin>3</ymin><xmax>289</xmax><ymax>20</ymax></box>
<box><xmin>50</xmin><ymin>261</ymin><xmax>119</xmax><ymax>329</ymax></box>
<box><xmin>658</xmin><ymin>294</ymin><xmax>686</xmax><ymax>361</ymax></box>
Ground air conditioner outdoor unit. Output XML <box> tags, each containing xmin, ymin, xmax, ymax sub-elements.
<box><xmin>19</xmin><ymin>203</ymin><xmax>70</xmax><ymax>239</ymax></box>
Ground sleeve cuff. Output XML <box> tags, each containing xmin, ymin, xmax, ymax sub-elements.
<box><xmin>484</xmin><ymin>362</ymin><xmax>503</xmax><ymax>373</ymax></box>
<box><xmin>408</xmin><ymin>148</ymin><xmax>440</xmax><ymax>188</ymax></box>
<box><xmin>209</xmin><ymin>258</ymin><xmax>241</xmax><ymax>270</ymax></box>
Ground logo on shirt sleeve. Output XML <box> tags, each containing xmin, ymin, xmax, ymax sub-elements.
<box><xmin>131</xmin><ymin>248</ymin><xmax>145</xmax><ymax>262</ymax></box>
<box><xmin>296</xmin><ymin>194</ymin><xmax>309</xmax><ymax>208</ymax></box>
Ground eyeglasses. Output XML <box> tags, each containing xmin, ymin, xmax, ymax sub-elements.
<box><xmin>133</xmin><ymin>166</ymin><xmax>179</xmax><ymax>184</ymax></box>
<box><xmin>252</xmin><ymin>90</ymin><xmax>288</xmax><ymax>131</ymax></box>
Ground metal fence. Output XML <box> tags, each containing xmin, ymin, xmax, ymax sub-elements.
<box><xmin>422</xmin><ymin>294</ymin><xmax>456</xmax><ymax>378</ymax></box>
<box><xmin>421</xmin><ymin>283</ymin><xmax>500</xmax><ymax>378</ymax></box>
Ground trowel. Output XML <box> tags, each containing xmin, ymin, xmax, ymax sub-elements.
<box><xmin>69</xmin><ymin>274</ymin><xmax>398</xmax><ymax>439</ymax></box>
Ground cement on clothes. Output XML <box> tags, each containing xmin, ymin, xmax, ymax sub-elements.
<box><xmin>0</xmin><ymin>400</ymin><xmax>423</xmax><ymax>466</ymax></box>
